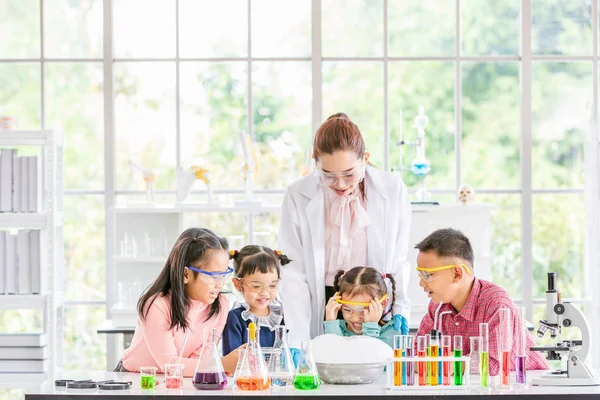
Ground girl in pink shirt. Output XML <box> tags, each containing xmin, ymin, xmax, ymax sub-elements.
<box><xmin>119</xmin><ymin>228</ymin><xmax>244</xmax><ymax>377</ymax></box>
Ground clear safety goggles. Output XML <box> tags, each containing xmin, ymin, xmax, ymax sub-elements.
<box><xmin>314</xmin><ymin>161</ymin><xmax>366</xmax><ymax>187</ymax></box>
<box><xmin>336</xmin><ymin>294</ymin><xmax>388</xmax><ymax>315</ymax></box>
<box><xmin>416</xmin><ymin>263</ymin><xmax>472</xmax><ymax>283</ymax></box>
<box><xmin>236</xmin><ymin>278</ymin><xmax>280</xmax><ymax>293</ymax></box>
<box><xmin>188</xmin><ymin>266</ymin><xmax>234</xmax><ymax>285</ymax></box>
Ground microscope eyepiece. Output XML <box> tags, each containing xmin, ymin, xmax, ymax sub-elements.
<box><xmin>547</xmin><ymin>272</ymin><xmax>557</xmax><ymax>292</ymax></box>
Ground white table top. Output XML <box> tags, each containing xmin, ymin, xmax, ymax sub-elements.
<box><xmin>22</xmin><ymin>370</ymin><xmax>600</xmax><ymax>399</ymax></box>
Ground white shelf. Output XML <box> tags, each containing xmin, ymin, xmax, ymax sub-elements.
<box><xmin>113</xmin><ymin>203</ymin><xmax>282</xmax><ymax>213</ymax></box>
<box><xmin>0</xmin><ymin>130</ymin><xmax>58</xmax><ymax>146</ymax></box>
<box><xmin>0</xmin><ymin>213</ymin><xmax>47</xmax><ymax>229</ymax></box>
<box><xmin>0</xmin><ymin>294</ymin><xmax>47</xmax><ymax>310</ymax></box>
<box><xmin>114</xmin><ymin>256</ymin><xmax>165</xmax><ymax>263</ymax></box>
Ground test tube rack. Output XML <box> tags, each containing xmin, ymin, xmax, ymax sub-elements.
<box><xmin>386</xmin><ymin>356</ymin><xmax>471</xmax><ymax>390</ymax></box>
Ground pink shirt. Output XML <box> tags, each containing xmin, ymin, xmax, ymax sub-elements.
<box><xmin>417</xmin><ymin>278</ymin><xmax>549</xmax><ymax>375</ymax></box>
<box><xmin>324</xmin><ymin>188</ymin><xmax>371</xmax><ymax>286</ymax></box>
<box><xmin>122</xmin><ymin>294</ymin><xmax>229</xmax><ymax>377</ymax></box>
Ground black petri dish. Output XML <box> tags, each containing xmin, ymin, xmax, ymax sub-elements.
<box><xmin>99</xmin><ymin>381</ymin><xmax>132</xmax><ymax>391</ymax></box>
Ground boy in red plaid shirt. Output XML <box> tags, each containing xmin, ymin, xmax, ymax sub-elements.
<box><xmin>415</xmin><ymin>228</ymin><xmax>549</xmax><ymax>375</ymax></box>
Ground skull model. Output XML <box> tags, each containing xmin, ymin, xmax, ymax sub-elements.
<box><xmin>458</xmin><ymin>184</ymin><xmax>475</xmax><ymax>205</ymax></box>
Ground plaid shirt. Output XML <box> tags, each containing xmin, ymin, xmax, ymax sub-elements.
<box><xmin>416</xmin><ymin>278</ymin><xmax>549</xmax><ymax>375</ymax></box>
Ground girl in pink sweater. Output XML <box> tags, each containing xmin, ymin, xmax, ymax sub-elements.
<box><xmin>119</xmin><ymin>228</ymin><xmax>243</xmax><ymax>377</ymax></box>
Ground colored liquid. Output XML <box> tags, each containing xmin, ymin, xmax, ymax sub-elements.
<box><xmin>293</xmin><ymin>375</ymin><xmax>321</xmax><ymax>390</ymax></box>
<box><xmin>193</xmin><ymin>372</ymin><xmax>227</xmax><ymax>390</ymax></box>
<box><xmin>442</xmin><ymin>346</ymin><xmax>450</xmax><ymax>385</ymax></box>
<box><xmin>426</xmin><ymin>348</ymin><xmax>431</xmax><ymax>385</ymax></box>
<box><xmin>480</xmin><ymin>351</ymin><xmax>489</xmax><ymax>387</ymax></box>
<box><xmin>454</xmin><ymin>350</ymin><xmax>463</xmax><ymax>386</ymax></box>
<box><xmin>393</xmin><ymin>349</ymin><xmax>403</xmax><ymax>386</ymax></box>
<box><xmin>417</xmin><ymin>350</ymin><xmax>427</xmax><ymax>386</ymax></box>
<box><xmin>236</xmin><ymin>377</ymin><xmax>271</xmax><ymax>391</ymax></box>
<box><xmin>516</xmin><ymin>355</ymin><xmax>526</xmax><ymax>384</ymax></box>
<box><xmin>500</xmin><ymin>351</ymin><xmax>510</xmax><ymax>386</ymax></box>
<box><xmin>430</xmin><ymin>345</ymin><xmax>439</xmax><ymax>386</ymax></box>
<box><xmin>165</xmin><ymin>377</ymin><xmax>183</xmax><ymax>389</ymax></box>
<box><xmin>271</xmin><ymin>377</ymin><xmax>292</xmax><ymax>387</ymax></box>
<box><xmin>405</xmin><ymin>348</ymin><xmax>415</xmax><ymax>386</ymax></box>
<box><xmin>140</xmin><ymin>375</ymin><xmax>156</xmax><ymax>389</ymax></box>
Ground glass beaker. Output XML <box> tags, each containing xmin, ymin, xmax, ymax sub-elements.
<box><xmin>469</xmin><ymin>336</ymin><xmax>481</xmax><ymax>376</ymax></box>
<box><xmin>193</xmin><ymin>328</ymin><xmax>227</xmax><ymax>390</ymax></box>
<box><xmin>236</xmin><ymin>322</ymin><xmax>271</xmax><ymax>390</ymax></box>
<box><xmin>293</xmin><ymin>340</ymin><xmax>321</xmax><ymax>390</ymax></box>
<box><xmin>120</xmin><ymin>233</ymin><xmax>137</xmax><ymax>258</ymax></box>
<box><xmin>268</xmin><ymin>326</ymin><xmax>294</xmax><ymax>387</ymax></box>
<box><xmin>140</xmin><ymin>366</ymin><xmax>157</xmax><ymax>389</ymax></box>
<box><xmin>165</xmin><ymin>363</ymin><xmax>184</xmax><ymax>389</ymax></box>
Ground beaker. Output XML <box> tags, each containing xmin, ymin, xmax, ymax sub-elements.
<box><xmin>193</xmin><ymin>328</ymin><xmax>227</xmax><ymax>390</ymax></box>
<box><xmin>236</xmin><ymin>322</ymin><xmax>271</xmax><ymax>390</ymax></box>
<box><xmin>268</xmin><ymin>325</ymin><xmax>294</xmax><ymax>387</ymax></box>
<box><xmin>165</xmin><ymin>363</ymin><xmax>184</xmax><ymax>389</ymax></box>
<box><xmin>140</xmin><ymin>366</ymin><xmax>157</xmax><ymax>389</ymax></box>
<box><xmin>293</xmin><ymin>340</ymin><xmax>321</xmax><ymax>390</ymax></box>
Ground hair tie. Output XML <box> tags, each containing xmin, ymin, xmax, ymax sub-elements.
<box><xmin>382</xmin><ymin>273</ymin><xmax>387</xmax><ymax>279</ymax></box>
<box><xmin>229</xmin><ymin>250</ymin><xmax>238</xmax><ymax>256</ymax></box>
<box><xmin>274</xmin><ymin>250</ymin><xmax>282</xmax><ymax>256</ymax></box>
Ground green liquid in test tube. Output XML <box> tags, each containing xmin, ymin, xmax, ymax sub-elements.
<box><xmin>453</xmin><ymin>335</ymin><xmax>463</xmax><ymax>386</ymax></box>
<box><xmin>479</xmin><ymin>322</ymin><xmax>489</xmax><ymax>387</ymax></box>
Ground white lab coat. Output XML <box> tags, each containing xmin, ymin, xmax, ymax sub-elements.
<box><xmin>277</xmin><ymin>166</ymin><xmax>412</xmax><ymax>347</ymax></box>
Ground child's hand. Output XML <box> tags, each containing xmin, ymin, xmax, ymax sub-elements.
<box><xmin>221</xmin><ymin>343</ymin><xmax>246</xmax><ymax>373</ymax></box>
<box><xmin>325</xmin><ymin>294</ymin><xmax>342</xmax><ymax>321</ymax></box>
<box><xmin>363</xmin><ymin>298</ymin><xmax>383</xmax><ymax>323</ymax></box>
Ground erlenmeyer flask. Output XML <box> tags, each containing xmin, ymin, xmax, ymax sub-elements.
<box><xmin>193</xmin><ymin>328</ymin><xmax>227</xmax><ymax>390</ymax></box>
<box><xmin>235</xmin><ymin>322</ymin><xmax>271</xmax><ymax>390</ymax></box>
<box><xmin>268</xmin><ymin>326</ymin><xmax>294</xmax><ymax>387</ymax></box>
<box><xmin>293</xmin><ymin>340</ymin><xmax>321</xmax><ymax>390</ymax></box>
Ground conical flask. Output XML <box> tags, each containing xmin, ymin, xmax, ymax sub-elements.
<box><xmin>268</xmin><ymin>325</ymin><xmax>295</xmax><ymax>387</ymax></box>
<box><xmin>235</xmin><ymin>322</ymin><xmax>271</xmax><ymax>390</ymax></box>
<box><xmin>293</xmin><ymin>340</ymin><xmax>321</xmax><ymax>390</ymax></box>
<box><xmin>193</xmin><ymin>328</ymin><xmax>227</xmax><ymax>390</ymax></box>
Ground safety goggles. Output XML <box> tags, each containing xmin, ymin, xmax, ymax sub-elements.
<box><xmin>236</xmin><ymin>278</ymin><xmax>280</xmax><ymax>293</ymax></box>
<box><xmin>336</xmin><ymin>293</ymin><xmax>388</xmax><ymax>315</ymax></box>
<box><xmin>416</xmin><ymin>263</ymin><xmax>472</xmax><ymax>283</ymax></box>
<box><xmin>188</xmin><ymin>266</ymin><xmax>234</xmax><ymax>285</ymax></box>
<box><xmin>314</xmin><ymin>161</ymin><xmax>366</xmax><ymax>187</ymax></box>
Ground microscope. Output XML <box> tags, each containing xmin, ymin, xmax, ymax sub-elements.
<box><xmin>531</xmin><ymin>272</ymin><xmax>600</xmax><ymax>386</ymax></box>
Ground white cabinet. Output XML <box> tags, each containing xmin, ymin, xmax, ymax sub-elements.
<box><xmin>0</xmin><ymin>130</ymin><xmax>64</xmax><ymax>384</ymax></box>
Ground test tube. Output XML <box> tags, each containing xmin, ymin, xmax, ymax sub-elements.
<box><xmin>425</xmin><ymin>334</ymin><xmax>431</xmax><ymax>385</ymax></box>
<box><xmin>393</xmin><ymin>335</ymin><xmax>403</xmax><ymax>386</ymax></box>
<box><xmin>515</xmin><ymin>306</ymin><xmax>527</xmax><ymax>385</ymax></box>
<box><xmin>429</xmin><ymin>332</ymin><xmax>439</xmax><ymax>386</ymax></box>
<box><xmin>441</xmin><ymin>335</ymin><xmax>451</xmax><ymax>385</ymax></box>
<box><xmin>469</xmin><ymin>336</ymin><xmax>481</xmax><ymax>376</ymax></box>
<box><xmin>498</xmin><ymin>308</ymin><xmax>512</xmax><ymax>387</ymax></box>
<box><xmin>404</xmin><ymin>335</ymin><xmax>415</xmax><ymax>386</ymax></box>
<box><xmin>417</xmin><ymin>336</ymin><xmax>427</xmax><ymax>386</ymax></box>
<box><xmin>479</xmin><ymin>323</ymin><xmax>489</xmax><ymax>387</ymax></box>
<box><xmin>454</xmin><ymin>336</ymin><xmax>463</xmax><ymax>386</ymax></box>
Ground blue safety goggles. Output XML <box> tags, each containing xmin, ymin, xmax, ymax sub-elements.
<box><xmin>187</xmin><ymin>266</ymin><xmax>234</xmax><ymax>285</ymax></box>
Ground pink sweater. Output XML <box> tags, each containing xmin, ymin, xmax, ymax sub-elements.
<box><xmin>121</xmin><ymin>294</ymin><xmax>229</xmax><ymax>377</ymax></box>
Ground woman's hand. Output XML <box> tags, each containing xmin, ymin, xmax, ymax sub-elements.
<box><xmin>325</xmin><ymin>294</ymin><xmax>342</xmax><ymax>321</ymax></box>
<box><xmin>363</xmin><ymin>298</ymin><xmax>383</xmax><ymax>323</ymax></box>
<box><xmin>221</xmin><ymin>343</ymin><xmax>246</xmax><ymax>373</ymax></box>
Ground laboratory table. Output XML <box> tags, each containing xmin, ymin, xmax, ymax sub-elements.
<box><xmin>23</xmin><ymin>370</ymin><xmax>600</xmax><ymax>399</ymax></box>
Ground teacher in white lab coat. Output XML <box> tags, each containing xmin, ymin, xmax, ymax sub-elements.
<box><xmin>277</xmin><ymin>113</ymin><xmax>412</xmax><ymax>348</ymax></box>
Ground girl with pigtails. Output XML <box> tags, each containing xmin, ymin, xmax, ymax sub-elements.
<box><xmin>324</xmin><ymin>267</ymin><xmax>398</xmax><ymax>347</ymax></box>
<box><xmin>222</xmin><ymin>245</ymin><xmax>292</xmax><ymax>356</ymax></box>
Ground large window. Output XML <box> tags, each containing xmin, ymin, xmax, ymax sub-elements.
<box><xmin>1</xmin><ymin>0</ymin><xmax>597</xmax><ymax>370</ymax></box>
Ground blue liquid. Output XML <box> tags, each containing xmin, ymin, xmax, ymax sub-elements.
<box><xmin>410</xmin><ymin>161</ymin><xmax>431</xmax><ymax>176</ymax></box>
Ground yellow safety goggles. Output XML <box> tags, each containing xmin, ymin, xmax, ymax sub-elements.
<box><xmin>416</xmin><ymin>263</ymin><xmax>472</xmax><ymax>283</ymax></box>
<box><xmin>335</xmin><ymin>293</ymin><xmax>388</xmax><ymax>307</ymax></box>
